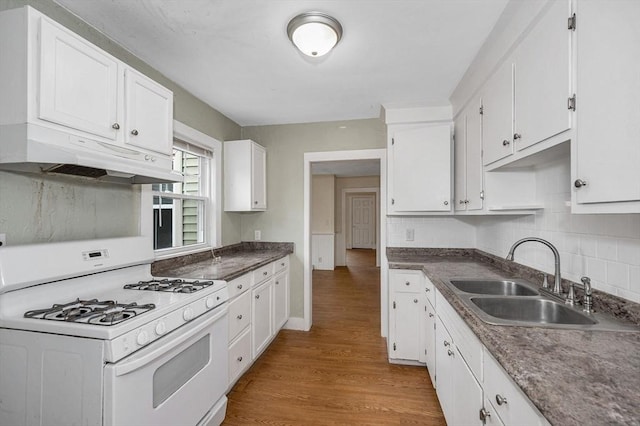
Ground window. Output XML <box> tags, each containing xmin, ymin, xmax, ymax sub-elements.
<box><xmin>146</xmin><ymin>121</ymin><xmax>222</xmax><ymax>257</ymax></box>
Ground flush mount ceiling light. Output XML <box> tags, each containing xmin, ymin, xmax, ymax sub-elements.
<box><xmin>287</xmin><ymin>12</ymin><xmax>343</xmax><ymax>57</ymax></box>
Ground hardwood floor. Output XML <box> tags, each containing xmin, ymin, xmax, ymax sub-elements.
<box><xmin>224</xmin><ymin>249</ymin><xmax>445</xmax><ymax>425</ymax></box>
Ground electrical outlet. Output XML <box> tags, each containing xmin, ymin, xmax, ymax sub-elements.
<box><xmin>0</xmin><ymin>233</ymin><xmax>6</xmax><ymax>247</ymax></box>
<box><xmin>254</xmin><ymin>230</ymin><xmax>261</xmax><ymax>241</ymax></box>
<box><xmin>405</xmin><ymin>228</ymin><xmax>415</xmax><ymax>241</ymax></box>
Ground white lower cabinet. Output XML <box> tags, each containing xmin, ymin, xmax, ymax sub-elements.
<box><xmin>389</xmin><ymin>269</ymin><xmax>426</xmax><ymax>362</ymax></box>
<box><xmin>227</xmin><ymin>256</ymin><xmax>289</xmax><ymax>389</ymax></box>
<box><xmin>251</xmin><ymin>278</ymin><xmax>274</xmax><ymax>359</ymax></box>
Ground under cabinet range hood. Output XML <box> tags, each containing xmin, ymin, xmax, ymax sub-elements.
<box><xmin>0</xmin><ymin>124</ymin><xmax>183</xmax><ymax>184</ymax></box>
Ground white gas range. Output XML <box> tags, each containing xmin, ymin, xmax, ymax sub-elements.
<box><xmin>0</xmin><ymin>237</ymin><xmax>229</xmax><ymax>426</ymax></box>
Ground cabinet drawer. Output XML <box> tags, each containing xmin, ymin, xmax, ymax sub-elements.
<box><xmin>227</xmin><ymin>273</ymin><xmax>251</xmax><ymax>299</ymax></box>
<box><xmin>228</xmin><ymin>290</ymin><xmax>251</xmax><ymax>342</ymax></box>
<box><xmin>391</xmin><ymin>270</ymin><xmax>423</xmax><ymax>293</ymax></box>
<box><xmin>483</xmin><ymin>348</ymin><xmax>549</xmax><ymax>426</ymax></box>
<box><xmin>253</xmin><ymin>263</ymin><xmax>274</xmax><ymax>285</ymax></box>
<box><xmin>274</xmin><ymin>256</ymin><xmax>289</xmax><ymax>273</ymax></box>
<box><xmin>436</xmin><ymin>289</ymin><xmax>483</xmax><ymax>381</ymax></box>
<box><xmin>228</xmin><ymin>327</ymin><xmax>251</xmax><ymax>387</ymax></box>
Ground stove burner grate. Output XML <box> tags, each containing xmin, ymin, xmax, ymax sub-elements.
<box><xmin>125</xmin><ymin>278</ymin><xmax>215</xmax><ymax>293</ymax></box>
<box><xmin>24</xmin><ymin>299</ymin><xmax>155</xmax><ymax>326</ymax></box>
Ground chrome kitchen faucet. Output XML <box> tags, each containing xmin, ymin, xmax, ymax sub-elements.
<box><xmin>506</xmin><ymin>237</ymin><xmax>563</xmax><ymax>295</ymax></box>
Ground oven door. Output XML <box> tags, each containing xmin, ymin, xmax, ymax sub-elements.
<box><xmin>104</xmin><ymin>304</ymin><xmax>228</xmax><ymax>426</ymax></box>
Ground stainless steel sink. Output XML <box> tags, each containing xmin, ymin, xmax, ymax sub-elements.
<box><xmin>470</xmin><ymin>297</ymin><xmax>597</xmax><ymax>325</ymax></box>
<box><xmin>448</xmin><ymin>279</ymin><xmax>538</xmax><ymax>296</ymax></box>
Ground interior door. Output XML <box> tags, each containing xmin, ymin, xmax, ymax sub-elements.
<box><xmin>351</xmin><ymin>195</ymin><xmax>375</xmax><ymax>249</ymax></box>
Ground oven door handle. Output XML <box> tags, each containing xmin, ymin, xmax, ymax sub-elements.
<box><xmin>111</xmin><ymin>305</ymin><xmax>227</xmax><ymax>377</ymax></box>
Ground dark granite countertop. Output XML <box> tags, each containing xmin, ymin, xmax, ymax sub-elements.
<box><xmin>387</xmin><ymin>248</ymin><xmax>640</xmax><ymax>426</ymax></box>
<box><xmin>152</xmin><ymin>242</ymin><xmax>294</xmax><ymax>282</ymax></box>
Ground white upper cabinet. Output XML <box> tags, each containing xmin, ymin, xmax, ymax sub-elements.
<box><xmin>39</xmin><ymin>18</ymin><xmax>120</xmax><ymax>141</ymax></box>
<box><xmin>573</xmin><ymin>0</ymin><xmax>640</xmax><ymax>209</ymax></box>
<box><xmin>483</xmin><ymin>0</ymin><xmax>572</xmax><ymax>167</ymax></box>
<box><xmin>513</xmin><ymin>0</ymin><xmax>572</xmax><ymax>152</ymax></box>
<box><xmin>124</xmin><ymin>68</ymin><xmax>173</xmax><ymax>155</ymax></box>
<box><xmin>224</xmin><ymin>139</ymin><xmax>267</xmax><ymax>211</ymax></box>
<box><xmin>454</xmin><ymin>97</ymin><xmax>483</xmax><ymax>211</ymax></box>
<box><xmin>482</xmin><ymin>61</ymin><xmax>514</xmax><ymax>166</ymax></box>
<box><xmin>388</xmin><ymin>123</ymin><xmax>452</xmax><ymax>213</ymax></box>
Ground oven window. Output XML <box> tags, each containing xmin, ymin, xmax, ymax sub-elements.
<box><xmin>153</xmin><ymin>335</ymin><xmax>210</xmax><ymax>408</ymax></box>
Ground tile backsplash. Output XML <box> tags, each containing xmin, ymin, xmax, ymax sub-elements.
<box><xmin>387</xmin><ymin>159</ymin><xmax>640</xmax><ymax>303</ymax></box>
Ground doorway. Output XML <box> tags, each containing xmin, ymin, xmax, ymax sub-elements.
<box><xmin>303</xmin><ymin>149</ymin><xmax>388</xmax><ymax>337</ymax></box>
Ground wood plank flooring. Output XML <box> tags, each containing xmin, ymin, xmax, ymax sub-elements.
<box><xmin>223</xmin><ymin>249</ymin><xmax>446</xmax><ymax>425</ymax></box>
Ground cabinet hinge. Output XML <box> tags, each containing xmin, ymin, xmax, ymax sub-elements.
<box><xmin>568</xmin><ymin>94</ymin><xmax>576</xmax><ymax>111</ymax></box>
<box><xmin>391</xmin><ymin>137</ymin><xmax>395</xmax><ymax>146</ymax></box>
<box><xmin>568</xmin><ymin>13</ymin><xmax>576</xmax><ymax>31</ymax></box>
<box><xmin>393</xmin><ymin>301</ymin><xmax>396</xmax><ymax>309</ymax></box>
<box><xmin>393</xmin><ymin>343</ymin><xmax>397</xmax><ymax>351</ymax></box>
<box><xmin>391</xmin><ymin>198</ymin><xmax>395</xmax><ymax>205</ymax></box>
<box><xmin>479</xmin><ymin>106</ymin><xmax>484</xmax><ymax>115</ymax></box>
<box><xmin>480</xmin><ymin>190</ymin><xmax>485</xmax><ymax>200</ymax></box>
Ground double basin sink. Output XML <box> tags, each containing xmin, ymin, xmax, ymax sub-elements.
<box><xmin>443</xmin><ymin>279</ymin><xmax>638</xmax><ymax>332</ymax></box>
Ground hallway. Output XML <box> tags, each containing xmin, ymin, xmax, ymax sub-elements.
<box><xmin>224</xmin><ymin>249</ymin><xmax>446</xmax><ymax>424</ymax></box>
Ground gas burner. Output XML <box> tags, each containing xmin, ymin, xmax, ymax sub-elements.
<box><xmin>24</xmin><ymin>299</ymin><xmax>155</xmax><ymax>326</ymax></box>
<box><xmin>125</xmin><ymin>278</ymin><xmax>215</xmax><ymax>293</ymax></box>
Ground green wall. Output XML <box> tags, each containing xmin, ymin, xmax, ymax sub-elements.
<box><xmin>242</xmin><ymin>118</ymin><xmax>386</xmax><ymax>317</ymax></box>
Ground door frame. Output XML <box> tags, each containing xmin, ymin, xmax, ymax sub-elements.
<box><xmin>303</xmin><ymin>149</ymin><xmax>387</xmax><ymax>335</ymax></box>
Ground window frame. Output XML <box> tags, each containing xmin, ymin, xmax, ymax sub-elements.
<box><xmin>141</xmin><ymin>120</ymin><xmax>222</xmax><ymax>259</ymax></box>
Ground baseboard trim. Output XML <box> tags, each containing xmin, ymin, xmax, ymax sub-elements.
<box><xmin>283</xmin><ymin>317</ymin><xmax>308</xmax><ymax>331</ymax></box>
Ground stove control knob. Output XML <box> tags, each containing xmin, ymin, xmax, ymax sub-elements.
<box><xmin>136</xmin><ymin>331</ymin><xmax>149</xmax><ymax>346</ymax></box>
<box><xmin>206</xmin><ymin>297</ymin><xmax>216</xmax><ymax>309</ymax></box>
<box><xmin>155</xmin><ymin>321</ymin><xmax>167</xmax><ymax>336</ymax></box>
<box><xmin>183</xmin><ymin>308</ymin><xmax>194</xmax><ymax>321</ymax></box>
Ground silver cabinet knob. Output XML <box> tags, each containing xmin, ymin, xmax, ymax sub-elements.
<box><xmin>405</xmin><ymin>281</ymin><xmax>410</xmax><ymax>286</ymax></box>
<box><xmin>281</xmin><ymin>262</ymin><xmax>285</xmax><ymax>266</ymax></box>
<box><xmin>413</xmin><ymin>299</ymin><xmax>418</xmax><ymax>303</ymax></box>
<box><xmin>237</xmin><ymin>284</ymin><xmax>243</xmax><ymax>290</ymax></box>
<box><xmin>237</xmin><ymin>314</ymin><xmax>243</xmax><ymax>320</ymax></box>
<box><xmin>502</xmin><ymin>139</ymin><xmax>510</xmax><ymax>146</ymax></box>
<box><xmin>479</xmin><ymin>408</ymin><xmax>491</xmax><ymax>421</ymax></box>
<box><xmin>574</xmin><ymin>179</ymin><xmax>588</xmax><ymax>188</ymax></box>
<box><xmin>276</xmin><ymin>281</ymin><xmax>280</xmax><ymax>285</ymax></box>
<box><xmin>443</xmin><ymin>340</ymin><xmax>450</xmax><ymax>347</ymax></box>
<box><xmin>428</xmin><ymin>313</ymin><xmax>434</xmax><ymax>318</ymax></box>
<box><xmin>263</xmin><ymin>271</ymin><xmax>268</xmax><ymax>276</ymax></box>
<box><xmin>131</xmin><ymin>129</ymin><xmax>139</xmax><ymax>136</ymax></box>
<box><xmin>447</xmin><ymin>349</ymin><xmax>455</xmax><ymax>357</ymax></box>
<box><xmin>254</xmin><ymin>200</ymin><xmax>258</xmax><ymax>205</ymax></box>
<box><xmin>237</xmin><ymin>356</ymin><xmax>243</xmax><ymax>362</ymax></box>
<box><xmin>425</xmin><ymin>288</ymin><xmax>430</xmax><ymax>292</ymax></box>
<box><xmin>444</xmin><ymin>201</ymin><xmax>449</xmax><ymax>206</ymax></box>
<box><xmin>513</xmin><ymin>133</ymin><xmax>521</xmax><ymax>140</ymax></box>
<box><xmin>111</xmin><ymin>123</ymin><xmax>120</xmax><ymax>130</ymax></box>
<box><xmin>495</xmin><ymin>394</ymin><xmax>508</xmax><ymax>406</ymax></box>
<box><xmin>255</xmin><ymin>294</ymin><xmax>260</xmax><ymax>299</ymax></box>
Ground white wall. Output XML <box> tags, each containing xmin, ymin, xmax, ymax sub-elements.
<box><xmin>475</xmin><ymin>159</ymin><xmax>640</xmax><ymax>303</ymax></box>
<box><xmin>311</xmin><ymin>175</ymin><xmax>335</xmax><ymax>234</ymax></box>
<box><xmin>387</xmin><ymin>216</ymin><xmax>476</xmax><ymax>248</ymax></box>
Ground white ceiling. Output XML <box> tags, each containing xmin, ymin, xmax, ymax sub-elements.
<box><xmin>53</xmin><ymin>0</ymin><xmax>509</xmax><ymax>127</ymax></box>
<box><xmin>311</xmin><ymin>159</ymin><xmax>380</xmax><ymax>177</ymax></box>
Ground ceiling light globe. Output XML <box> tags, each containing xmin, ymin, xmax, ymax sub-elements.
<box><xmin>287</xmin><ymin>12</ymin><xmax>343</xmax><ymax>58</ymax></box>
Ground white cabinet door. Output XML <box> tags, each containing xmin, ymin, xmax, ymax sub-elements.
<box><xmin>514</xmin><ymin>0</ymin><xmax>571</xmax><ymax>151</ymax></box>
<box><xmin>389</xmin><ymin>124</ymin><xmax>452</xmax><ymax>212</ymax></box>
<box><xmin>39</xmin><ymin>17</ymin><xmax>120</xmax><ymax>140</ymax></box>
<box><xmin>435</xmin><ymin>316</ymin><xmax>455</xmax><ymax>424</ymax></box>
<box><xmin>454</xmin><ymin>114</ymin><xmax>467</xmax><ymax>212</ymax></box>
<box><xmin>452</xmin><ymin>345</ymin><xmax>484</xmax><ymax>426</ymax></box>
<box><xmin>425</xmin><ymin>300</ymin><xmax>436</xmax><ymax>387</ymax></box>
<box><xmin>251</xmin><ymin>143</ymin><xmax>267</xmax><ymax>209</ymax></box>
<box><xmin>574</xmin><ymin>0</ymin><xmax>640</xmax><ymax>204</ymax></box>
<box><xmin>124</xmin><ymin>68</ymin><xmax>173</xmax><ymax>155</ymax></box>
<box><xmin>251</xmin><ymin>279</ymin><xmax>273</xmax><ymax>359</ymax></box>
<box><xmin>392</xmin><ymin>292</ymin><xmax>423</xmax><ymax>361</ymax></box>
<box><xmin>482</xmin><ymin>61</ymin><xmax>514</xmax><ymax>166</ymax></box>
<box><xmin>466</xmin><ymin>98</ymin><xmax>484</xmax><ymax>211</ymax></box>
<box><xmin>273</xmin><ymin>269</ymin><xmax>289</xmax><ymax>331</ymax></box>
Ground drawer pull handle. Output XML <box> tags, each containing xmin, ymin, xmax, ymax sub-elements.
<box><xmin>237</xmin><ymin>314</ymin><xmax>243</xmax><ymax>320</ymax></box>
<box><xmin>495</xmin><ymin>394</ymin><xmax>508</xmax><ymax>406</ymax></box>
<box><xmin>428</xmin><ymin>313</ymin><xmax>434</xmax><ymax>318</ymax></box>
<box><xmin>447</xmin><ymin>349</ymin><xmax>454</xmax><ymax>357</ymax></box>
<box><xmin>479</xmin><ymin>408</ymin><xmax>491</xmax><ymax>421</ymax></box>
<box><xmin>443</xmin><ymin>340</ymin><xmax>450</xmax><ymax>347</ymax></box>
<box><xmin>131</xmin><ymin>129</ymin><xmax>139</xmax><ymax>136</ymax></box>
<box><xmin>413</xmin><ymin>299</ymin><xmax>418</xmax><ymax>303</ymax></box>
<box><xmin>237</xmin><ymin>284</ymin><xmax>243</xmax><ymax>290</ymax></box>
<box><xmin>111</xmin><ymin>123</ymin><xmax>120</xmax><ymax>130</ymax></box>
<box><xmin>255</xmin><ymin>295</ymin><xmax>260</xmax><ymax>299</ymax></box>
<box><xmin>263</xmin><ymin>271</ymin><xmax>268</xmax><ymax>276</ymax></box>
<box><xmin>405</xmin><ymin>281</ymin><xmax>410</xmax><ymax>286</ymax></box>
<box><xmin>281</xmin><ymin>262</ymin><xmax>285</xmax><ymax>266</ymax></box>
<box><xmin>237</xmin><ymin>356</ymin><xmax>243</xmax><ymax>362</ymax></box>
<box><xmin>425</xmin><ymin>288</ymin><xmax>430</xmax><ymax>292</ymax></box>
